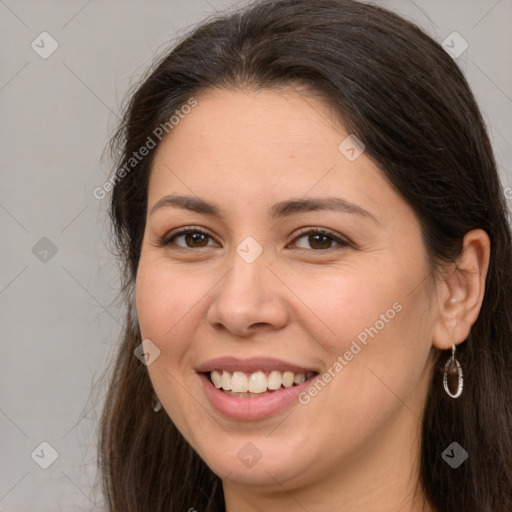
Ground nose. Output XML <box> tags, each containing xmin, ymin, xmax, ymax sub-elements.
<box><xmin>206</xmin><ymin>249</ymin><xmax>289</xmax><ymax>338</ymax></box>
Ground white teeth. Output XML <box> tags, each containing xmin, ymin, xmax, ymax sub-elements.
<box><xmin>230</xmin><ymin>371</ymin><xmax>249</xmax><ymax>392</ymax></box>
<box><xmin>211</xmin><ymin>369</ymin><xmax>222</xmax><ymax>388</ymax></box>
<box><xmin>220</xmin><ymin>370</ymin><xmax>231</xmax><ymax>391</ymax></box>
<box><xmin>209</xmin><ymin>369</ymin><xmax>315</xmax><ymax>394</ymax></box>
<box><xmin>248</xmin><ymin>371</ymin><xmax>267</xmax><ymax>393</ymax></box>
<box><xmin>267</xmin><ymin>370</ymin><xmax>282</xmax><ymax>390</ymax></box>
<box><xmin>282</xmin><ymin>371</ymin><xmax>294</xmax><ymax>388</ymax></box>
<box><xmin>294</xmin><ymin>372</ymin><xmax>306</xmax><ymax>385</ymax></box>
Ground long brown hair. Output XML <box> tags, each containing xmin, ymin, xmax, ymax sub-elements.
<box><xmin>98</xmin><ymin>1</ymin><xmax>512</xmax><ymax>510</ymax></box>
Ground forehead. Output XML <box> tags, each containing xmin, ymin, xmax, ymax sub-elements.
<box><xmin>147</xmin><ymin>87</ymin><xmax>401</xmax><ymax>223</ymax></box>
<box><xmin>157</xmin><ymin>87</ymin><xmax>341</xmax><ymax>163</ymax></box>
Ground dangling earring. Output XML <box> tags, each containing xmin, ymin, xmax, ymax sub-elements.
<box><xmin>443</xmin><ymin>343</ymin><xmax>463</xmax><ymax>398</ymax></box>
<box><xmin>151</xmin><ymin>392</ymin><xmax>162</xmax><ymax>412</ymax></box>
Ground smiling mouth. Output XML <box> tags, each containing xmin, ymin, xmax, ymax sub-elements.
<box><xmin>206</xmin><ymin>369</ymin><xmax>318</xmax><ymax>397</ymax></box>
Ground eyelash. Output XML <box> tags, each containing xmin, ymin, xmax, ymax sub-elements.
<box><xmin>159</xmin><ymin>226</ymin><xmax>351</xmax><ymax>252</ymax></box>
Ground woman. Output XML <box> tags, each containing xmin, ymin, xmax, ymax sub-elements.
<box><xmin>98</xmin><ymin>0</ymin><xmax>512</xmax><ymax>510</ymax></box>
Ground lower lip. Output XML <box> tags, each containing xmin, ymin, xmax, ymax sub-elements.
<box><xmin>198</xmin><ymin>372</ymin><xmax>317</xmax><ymax>421</ymax></box>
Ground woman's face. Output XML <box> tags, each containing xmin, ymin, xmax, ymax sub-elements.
<box><xmin>136</xmin><ymin>87</ymin><xmax>438</xmax><ymax>490</ymax></box>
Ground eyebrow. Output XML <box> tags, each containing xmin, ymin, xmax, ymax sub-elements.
<box><xmin>149</xmin><ymin>194</ymin><xmax>379</xmax><ymax>223</ymax></box>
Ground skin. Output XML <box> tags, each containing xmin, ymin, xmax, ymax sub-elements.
<box><xmin>135</xmin><ymin>87</ymin><xmax>490</xmax><ymax>512</ymax></box>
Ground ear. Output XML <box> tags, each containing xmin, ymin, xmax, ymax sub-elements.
<box><xmin>431</xmin><ymin>229</ymin><xmax>490</xmax><ymax>350</ymax></box>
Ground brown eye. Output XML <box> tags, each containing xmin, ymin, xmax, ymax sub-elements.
<box><xmin>161</xmin><ymin>227</ymin><xmax>349</xmax><ymax>252</ymax></box>
<box><xmin>181</xmin><ymin>232</ymin><xmax>210</xmax><ymax>247</ymax></box>
<box><xmin>164</xmin><ymin>228</ymin><xmax>215</xmax><ymax>248</ymax></box>
<box><xmin>292</xmin><ymin>229</ymin><xmax>350</xmax><ymax>251</ymax></box>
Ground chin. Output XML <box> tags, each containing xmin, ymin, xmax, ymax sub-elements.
<box><xmin>195</xmin><ymin>436</ymin><xmax>315</xmax><ymax>489</ymax></box>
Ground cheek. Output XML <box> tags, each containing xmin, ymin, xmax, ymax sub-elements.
<box><xmin>135</xmin><ymin>258</ymin><xmax>199</xmax><ymax>407</ymax></box>
<box><xmin>299</xmin><ymin>263</ymin><xmax>402</xmax><ymax>349</ymax></box>
<box><xmin>305</xmin><ymin>258</ymin><xmax>432</xmax><ymax>411</ymax></box>
<box><xmin>135</xmin><ymin>255</ymin><xmax>200</xmax><ymax>345</ymax></box>
<box><xmin>135</xmin><ymin>258</ymin><xmax>209</xmax><ymax>441</ymax></box>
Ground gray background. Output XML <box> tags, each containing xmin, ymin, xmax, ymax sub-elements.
<box><xmin>1</xmin><ymin>0</ymin><xmax>511</xmax><ymax>510</ymax></box>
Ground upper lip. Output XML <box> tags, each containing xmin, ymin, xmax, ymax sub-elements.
<box><xmin>196</xmin><ymin>356</ymin><xmax>320</xmax><ymax>374</ymax></box>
